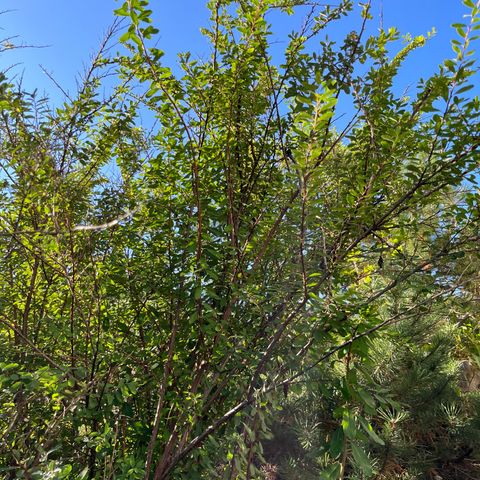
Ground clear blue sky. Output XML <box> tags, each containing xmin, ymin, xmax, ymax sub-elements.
<box><xmin>0</xmin><ymin>1</ymin><xmax>473</xmax><ymax>105</ymax></box>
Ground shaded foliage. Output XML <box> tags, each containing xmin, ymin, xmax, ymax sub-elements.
<box><xmin>0</xmin><ymin>1</ymin><xmax>479</xmax><ymax>479</ymax></box>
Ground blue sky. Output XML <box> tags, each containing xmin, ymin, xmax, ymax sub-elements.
<box><xmin>0</xmin><ymin>1</ymin><xmax>473</xmax><ymax>105</ymax></box>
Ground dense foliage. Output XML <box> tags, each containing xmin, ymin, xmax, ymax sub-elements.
<box><xmin>0</xmin><ymin>1</ymin><xmax>479</xmax><ymax>479</ymax></box>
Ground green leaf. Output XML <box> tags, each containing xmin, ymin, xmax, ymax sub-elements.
<box><xmin>2</xmin><ymin>363</ymin><xmax>19</xmax><ymax>371</ymax></box>
<box><xmin>455</xmin><ymin>25</ymin><xmax>466</xmax><ymax>38</ymax></box>
<box><xmin>357</xmin><ymin>389</ymin><xmax>376</xmax><ymax>409</ymax></box>
<box><xmin>358</xmin><ymin>416</ymin><xmax>385</xmax><ymax>446</ymax></box>
<box><xmin>329</xmin><ymin>427</ymin><xmax>344</xmax><ymax>458</ymax></box>
<box><xmin>58</xmin><ymin>464</ymin><xmax>73</xmax><ymax>478</ymax></box>
<box><xmin>119</xmin><ymin>31</ymin><xmax>133</xmax><ymax>44</ymax></box>
<box><xmin>114</xmin><ymin>3</ymin><xmax>130</xmax><ymax>16</ymax></box>
<box><xmin>342</xmin><ymin>411</ymin><xmax>357</xmax><ymax>439</ymax></box>
<box><xmin>78</xmin><ymin>467</ymin><xmax>89</xmax><ymax>480</ymax></box>
<box><xmin>351</xmin><ymin>443</ymin><xmax>373</xmax><ymax>476</ymax></box>
<box><xmin>320</xmin><ymin>463</ymin><xmax>341</xmax><ymax>480</ymax></box>
<box><xmin>456</xmin><ymin>84</ymin><xmax>474</xmax><ymax>94</ymax></box>
<box><xmin>142</xmin><ymin>25</ymin><xmax>159</xmax><ymax>39</ymax></box>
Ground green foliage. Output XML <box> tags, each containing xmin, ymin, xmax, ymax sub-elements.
<box><xmin>0</xmin><ymin>1</ymin><xmax>479</xmax><ymax>479</ymax></box>
<box><xmin>266</xmin><ymin>315</ymin><xmax>480</xmax><ymax>479</ymax></box>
